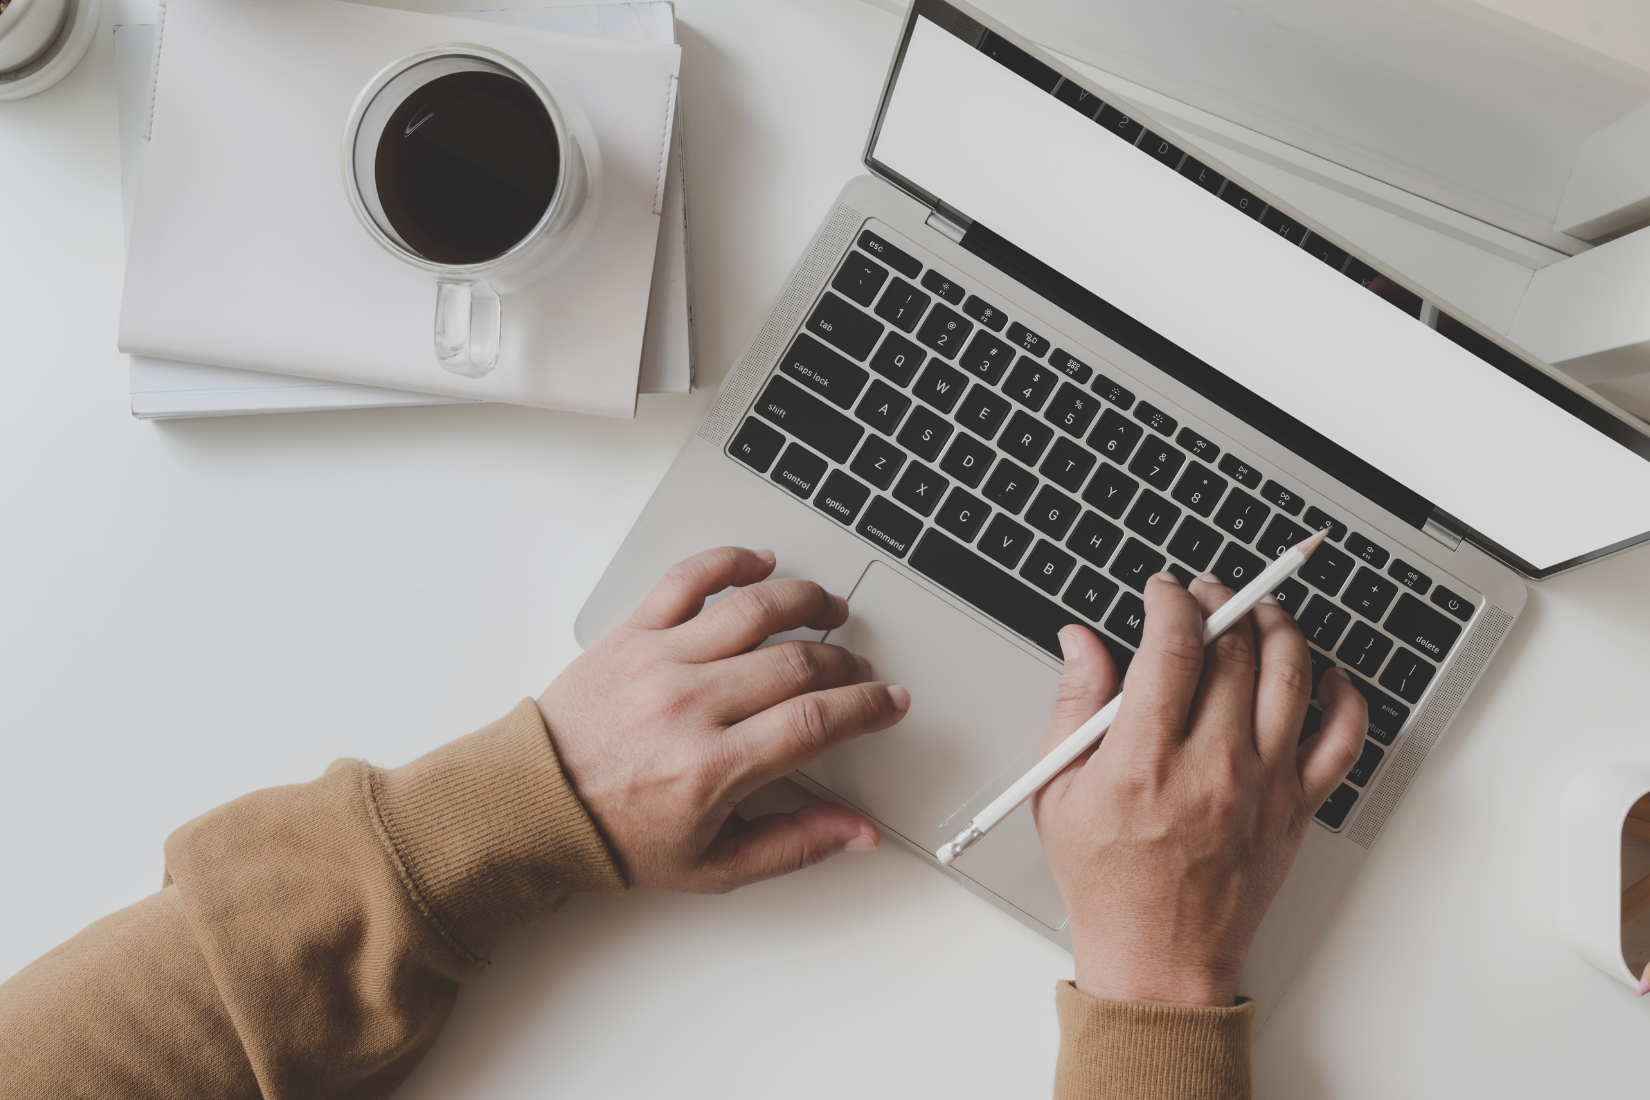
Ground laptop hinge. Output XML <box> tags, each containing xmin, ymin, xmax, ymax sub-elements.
<box><xmin>1422</xmin><ymin>511</ymin><xmax>1466</xmax><ymax>551</ymax></box>
<box><xmin>926</xmin><ymin>210</ymin><xmax>968</xmax><ymax>243</ymax></box>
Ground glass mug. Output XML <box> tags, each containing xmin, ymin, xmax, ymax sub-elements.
<box><xmin>343</xmin><ymin>47</ymin><xmax>594</xmax><ymax>377</ymax></box>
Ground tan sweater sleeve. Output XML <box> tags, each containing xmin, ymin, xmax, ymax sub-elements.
<box><xmin>0</xmin><ymin>699</ymin><xmax>624</xmax><ymax>1100</ymax></box>
<box><xmin>1053</xmin><ymin>981</ymin><xmax>1253</xmax><ymax>1100</ymax></box>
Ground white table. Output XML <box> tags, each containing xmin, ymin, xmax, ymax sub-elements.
<box><xmin>3</xmin><ymin>1</ymin><xmax>1649</xmax><ymax>1096</ymax></box>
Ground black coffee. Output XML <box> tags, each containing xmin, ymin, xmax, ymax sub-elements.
<box><xmin>375</xmin><ymin>70</ymin><xmax>560</xmax><ymax>266</ymax></box>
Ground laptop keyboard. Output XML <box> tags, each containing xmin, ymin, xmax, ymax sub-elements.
<box><xmin>727</xmin><ymin>225</ymin><xmax>1482</xmax><ymax>830</ymax></box>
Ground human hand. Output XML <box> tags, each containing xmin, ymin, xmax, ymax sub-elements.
<box><xmin>1032</xmin><ymin>572</ymin><xmax>1367</xmax><ymax>1007</ymax></box>
<box><xmin>537</xmin><ymin>547</ymin><xmax>909</xmax><ymax>892</ymax></box>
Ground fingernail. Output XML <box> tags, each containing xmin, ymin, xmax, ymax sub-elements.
<box><xmin>1199</xmin><ymin>572</ymin><xmax>1219</xmax><ymax>584</ymax></box>
<box><xmin>887</xmin><ymin>684</ymin><xmax>911</xmax><ymax>710</ymax></box>
<box><xmin>1151</xmin><ymin>571</ymin><xmax>1178</xmax><ymax>584</ymax></box>
<box><xmin>754</xmin><ymin>549</ymin><xmax>776</xmax><ymax>566</ymax></box>
<box><xmin>1259</xmin><ymin>592</ymin><xmax>1279</xmax><ymax>606</ymax></box>
<box><xmin>834</xmin><ymin>594</ymin><xmax>850</xmax><ymax>617</ymax></box>
<box><xmin>844</xmin><ymin>834</ymin><xmax>879</xmax><ymax>851</ymax></box>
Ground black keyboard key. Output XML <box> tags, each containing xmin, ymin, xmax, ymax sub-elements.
<box><xmin>1054</xmin><ymin>78</ymin><xmax>1104</xmax><ymax>118</ymax></box>
<box><xmin>1067</xmin><ymin>511</ymin><xmax>1124</xmax><ymax>567</ymax></box>
<box><xmin>1337</xmin><ymin>621</ymin><xmax>1392</xmax><ymax>677</ymax></box>
<box><xmin>921</xmin><ymin>269</ymin><xmax>965</xmax><ymax>305</ymax></box>
<box><xmin>892</xmin><ymin>460</ymin><xmax>948</xmax><ymax>517</ymax></box>
<box><xmin>1379</xmin><ymin>647</ymin><xmax>1436</xmax><ymax>703</ymax></box>
<box><xmin>1349</xmin><ymin>676</ymin><xmax>1409</xmax><ymax>745</ymax></box>
<box><xmin>1315</xmin><ymin>785</ymin><xmax>1358</xmax><ymax>829</ymax></box>
<box><xmin>1140</xmin><ymin>130</ymin><xmax>1184</xmax><ymax>168</ymax></box>
<box><xmin>982</xmin><ymin>458</ymin><xmax>1037</xmax><ymax>514</ymax></box>
<box><xmin>849</xmin><ymin>434</ymin><xmax>904</xmax><ymax>490</ymax></box>
<box><xmin>1220</xmin><ymin>181</ymin><xmax>1265</xmax><ymax>220</ymax></box>
<box><xmin>1272</xmin><ymin>577</ymin><xmax>1308</xmax><ymax>615</ymax></box>
<box><xmin>854</xmin><ymin>380</ymin><xmax>911</xmax><ymax>435</ymax></box>
<box><xmin>1110</xmin><ymin>538</ymin><xmax>1167</xmax><ymax>592</ymax></box>
<box><xmin>1309</xmin><ymin>648</ymin><xmax>1335</xmax><ymax>695</ymax></box>
<box><xmin>869</xmin><ymin>332</ymin><xmax>924</xmax><ymax>386</ymax></box>
<box><xmin>813</xmin><ymin>470</ymin><xmax>871</xmax><ymax>525</ymax></box>
<box><xmin>979</xmin><ymin>514</ymin><xmax>1035</xmax><ymax>569</ymax></box>
<box><xmin>956</xmin><ymin>384</ymin><xmax>1011</xmax><ymax>441</ymax></box>
<box><xmin>909</xmin><ymin>530</ymin><xmax>1099</xmax><ymax>659</ymax></box>
<box><xmin>1091</xmin><ymin>374</ymin><xmax>1135</xmax><ymax>409</ymax></box>
<box><xmin>1082</xmin><ymin>462</ymin><xmax>1139</xmax><ymax>519</ymax></box>
<box><xmin>1133</xmin><ymin>401</ymin><xmax>1177</xmax><ymax>436</ymax></box>
<box><xmin>1342</xmin><ymin>567</ymin><xmax>1399</xmax><ymax>621</ymax></box>
<box><xmin>1302</xmin><ymin>232</ymin><xmax>1350</xmax><ymax>273</ymax></box>
<box><xmin>1004</xmin><ymin>358</ymin><xmax>1060</xmax><ymax>411</ymax></box>
<box><xmin>1175</xmin><ymin>428</ymin><xmax>1219</xmax><ymax>462</ymax></box>
<box><xmin>1212</xmin><ymin>488</ymin><xmax>1268</xmax><ymax>543</ymax></box>
<box><xmin>1344</xmin><ymin>533</ymin><xmax>1389</xmax><ymax>569</ymax></box>
<box><xmin>754</xmin><ymin>376</ymin><xmax>864</xmax><ymax>463</ymax></box>
<box><xmin>1255</xmin><ymin>517</ymin><xmax>1313</xmax><ymax>566</ymax></box>
<box><xmin>1346</xmin><ymin>740</ymin><xmax>1383</xmax><ymax>787</ymax></box>
<box><xmin>1211</xmin><ymin>542</ymin><xmax>1265</xmax><ymax>591</ymax></box>
<box><xmin>729</xmin><ymin>417</ymin><xmax>784</xmax><ymax>473</ymax></box>
<box><xmin>1170</xmin><ymin>462</ymin><xmax>1227</xmax><ymax>517</ymax></box>
<box><xmin>1431</xmin><ymin>585</ymin><xmax>1475</xmax><ymax>622</ymax></box>
<box><xmin>1021</xmin><ymin>540</ymin><xmax>1077</xmax><ymax>595</ymax></box>
<box><xmin>1168</xmin><ymin>564</ymin><xmax>1197</xmax><ymax>587</ymax></box>
<box><xmin>1040</xmin><ymin>437</ymin><xmax>1097</xmax><ymax>492</ymax></box>
<box><xmin>1026</xmin><ymin>485</ymin><xmax>1082</xmax><ymax>540</ymax></box>
<box><xmin>857</xmin><ymin>230</ymin><xmax>920</xmax><ymax>279</ymax></box>
<box><xmin>957</xmin><ymin>331</ymin><xmax>1015</xmax><ymax>384</ymax></box>
<box><xmin>1089</xmin><ymin>408</ymin><xmax>1144</xmax><ymax>464</ymax></box>
<box><xmin>806</xmin><ymin>292</ymin><xmax>882</xmax><ymax>360</ymax></box>
<box><xmin>1299</xmin><ymin>543</ymin><xmax>1355</xmax><ymax>595</ymax></box>
<box><xmin>1128</xmin><ymin>437</ymin><xmax>1185</xmax><ymax>491</ymax></box>
<box><xmin>1179</xmin><ymin>156</ymin><xmax>1224</xmax><ymax>193</ymax></box>
<box><xmin>1385</xmin><ymin>593</ymin><xmax>1462</xmax><ymax>662</ymax></box>
<box><xmin>1043</xmin><ymin>383</ymin><xmax>1101</xmax><ymax>438</ymax></box>
<box><xmin>896</xmin><ymin>406</ymin><xmax>953</xmax><ymax>462</ymax></box>
<box><xmin>775</xmin><ymin>336</ymin><xmax>871</xmax><ymax>408</ymax></box>
<box><xmin>935</xmin><ymin>487</ymin><xmax>989</xmax><ymax>543</ymax></box>
<box><xmin>1000</xmin><ymin>410</ymin><xmax>1056</xmax><ymax>466</ymax></box>
<box><xmin>1096</xmin><ymin>103</ymin><xmax>1143</xmax><ymax>145</ymax></box>
<box><xmin>1064</xmin><ymin>567</ymin><xmax>1119</xmax><ymax>622</ymax></box>
<box><xmin>1105</xmin><ymin>592</ymin><xmax>1146</xmax><ymax>647</ymax></box>
<box><xmin>1387</xmin><ymin>559</ymin><xmax>1432</xmax><ymax>595</ymax></box>
<box><xmin>1049</xmin><ymin>349</ymin><xmax>1094</xmax><ymax>383</ymax></box>
<box><xmin>1260</xmin><ymin>206</ymin><xmax>1308</xmax><ymax>246</ymax></box>
<box><xmin>1125</xmin><ymin>490</ymin><xmax>1181</xmax><ymax>546</ymax></box>
<box><xmin>1298</xmin><ymin>706</ymin><xmax>1323</xmax><ymax>745</ymax></box>
<box><xmin>1303</xmin><ymin>506</ymin><xmax>1347</xmax><ymax>542</ymax></box>
<box><xmin>833</xmin><ymin>252</ymin><xmax>888</xmax><ymax>307</ymax></box>
<box><xmin>939</xmin><ymin>431</ymin><xmax>994</xmax><ymax>488</ymax></box>
<box><xmin>1006</xmin><ymin>322</ymin><xmax>1049</xmax><ymax>357</ymax></box>
<box><xmin>1217</xmin><ymin>453</ymin><xmax>1263</xmax><ymax>489</ymax></box>
<box><xmin>873</xmin><ymin>278</ymin><xmax>930</xmax><ymax>333</ymax></box>
<box><xmin>916</xmin><ymin>304</ymin><xmax>972</xmax><ymax>358</ymax></box>
<box><xmin>771</xmin><ymin>442</ymin><xmax>828</xmax><ymax>499</ymax></box>
<box><xmin>961</xmin><ymin>294</ymin><xmax>1007</xmax><ymax>332</ymax></box>
<box><xmin>1259</xmin><ymin>479</ymin><xmax>1304</xmax><ymax>515</ymax></box>
<box><xmin>857</xmin><ymin>496</ymin><xmax>922</xmax><ymax>559</ymax></box>
<box><xmin>1166</xmin><ymin>516</ymin><xmax>1222</xmax><ymax>572</ymax></box>
<box><xmin>979</xmin><ymin>31</ymin><xmax>1061</xmax><ymax>90</ymax></box>
<box><xmin>1344</xmin><ymin>257</ymin><xmax>1380</xmax><ymax>288</ymax></box>
<box><xmin>1298</xmin><ymin>596</ymin><xmax>1352</xmax><ymax>650</ymax></box>
<box><xmin>913</xmin><ymin>360</ymin><xmax>968</xmax><ymax>414</ymax></box>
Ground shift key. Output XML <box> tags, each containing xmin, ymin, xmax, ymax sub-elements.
<box><xmin>753</xmin><ymin>376</ymin><xmax>864</xmax><ymax>463</ymax></box>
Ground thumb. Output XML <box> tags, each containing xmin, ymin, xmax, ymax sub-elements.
<box><xmin>701</xmin><ymin>802</ymin><xmax>879</xmax><ymax>891</ymax></box>
<box><xmin>1039</xmin><ymin>625</ymin><xmax>1120</xmax><ymax>756</ymax></box>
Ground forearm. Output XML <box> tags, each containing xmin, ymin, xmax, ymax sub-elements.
<box><xmin>0</xmin><ymin>700</ymin><xmax>624</xmax><ymax>1100</ymax></box>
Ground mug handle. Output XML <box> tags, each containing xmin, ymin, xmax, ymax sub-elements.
<box><xmin>433</xmin><ymin>280</ymin><xmax>501</xmax><ymax>377</ymax></box>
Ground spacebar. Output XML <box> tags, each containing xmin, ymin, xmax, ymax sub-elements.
<box><xmin>909</xmin><ymin>530</ymin><xmax>1088</xmax><ymax>659</ymax></box>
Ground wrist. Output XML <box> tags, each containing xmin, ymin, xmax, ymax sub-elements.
<box><xmin>1071</xmin><ymin>934</ymin><xmax>1241</xmax><ymax>1008</ymax></box>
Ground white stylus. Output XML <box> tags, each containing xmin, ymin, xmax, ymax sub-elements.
<box><xmin>935</xmin><ymin>529</ymin><xmax>1329</xmax><ymax>867</ymax></box>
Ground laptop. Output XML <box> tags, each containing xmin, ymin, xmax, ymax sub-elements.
<box><xmin>576</xmin><ymin>0</ymin><xmax>1650</xmax><ymax>1020</ymax></box>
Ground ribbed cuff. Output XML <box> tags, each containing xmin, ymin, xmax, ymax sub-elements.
<box><xmin>367</xmin><ymin>699</ymin><xmax>626</xmax><ymax>965</ymax></box>
<box><xmin>1053</xmin><ymin>981</ymin><xmax>1252</xmax><ymax>1100</ymax></box>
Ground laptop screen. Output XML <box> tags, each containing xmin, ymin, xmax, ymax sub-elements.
<box><xmin>866</xmin><ymin>3</ymin><xmax>1650</xmax><ymax>576</ymax></box>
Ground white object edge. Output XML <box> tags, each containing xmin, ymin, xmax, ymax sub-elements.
<box><xmin>1559</xmin><ymin>766</ymin><xmax>1650</xmax><ymax>989</ymax></box>
<box><xmin>0</xmin><ymin>0</ymin><xmax>100</xmax><ymax>100</ymax></box>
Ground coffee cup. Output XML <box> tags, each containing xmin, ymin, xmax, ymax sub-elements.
<box><xmin>343</xmin><ymin>47</ymin><xmax>595</xmax><ymax>378</ymax></box>
<box><xmin>0</xmin><ymin>0</ymin><xmax>70</xmax><ymax>74</ymax></box>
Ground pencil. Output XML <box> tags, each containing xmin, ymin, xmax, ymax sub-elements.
<box><xmin>935</xmin><ymin>529</ymin><xmax>1330</xmax><ymax>867</ymax></box>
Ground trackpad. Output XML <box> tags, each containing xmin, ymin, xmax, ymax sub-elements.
<box><xmin>802</xmin><ymin>562</ymin><xmax>1068</xmax><ymax>931</ymax></box>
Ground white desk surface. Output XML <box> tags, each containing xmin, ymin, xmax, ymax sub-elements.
<box><xmin>4</xmin><ymin>0</ymin><xmax>1650</xmax><ymax>1096</ymax></box>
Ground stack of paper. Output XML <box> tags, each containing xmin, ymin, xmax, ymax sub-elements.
<box><xmin>118</xmin><ymin>0</ymin><xmax>692</xmax><ymax>419</ymax></box>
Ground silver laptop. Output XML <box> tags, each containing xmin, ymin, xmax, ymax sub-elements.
<box><xmin>576</xmin><ymin>0</ymin><xmax>1650</xmax><ymax>1020</ymax></box>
